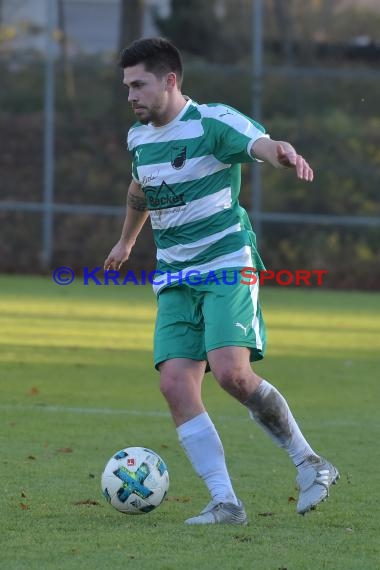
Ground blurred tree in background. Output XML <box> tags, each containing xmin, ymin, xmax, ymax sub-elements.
<box><xmin>155</xmin><ymin>0</ymin><xmax>251</xmax><ymax>63</ymax></box>
<box><xmin>118</xmin><ymin>0</ymin><xmax>144</xmax><ymax>51</ymax></box>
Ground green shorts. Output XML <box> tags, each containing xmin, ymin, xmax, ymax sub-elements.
<box><xmin>153</xmin><ymin>269</ymin><xmax>266</xmax><ymax>370</ymax></box>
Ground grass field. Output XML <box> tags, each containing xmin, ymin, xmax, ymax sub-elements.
<box><xmin>0</xmin><ymin>275</ymin><xmax>379</xmax><ymax>570</ymax></box>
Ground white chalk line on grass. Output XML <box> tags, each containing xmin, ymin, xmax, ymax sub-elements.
<box><xmin>0</xmin><ymin>404</ymin><xmax>378</xmax><ymax>429</ymax></box>
<box><xmin>0</xmin><ymin>403</ymin><xmax>249</xmax><ymax>424</ymax></box>
<box><xmin>0</xmin><ymin>403</ymin><xmax>171</xmax><ymax>418</ymax></box>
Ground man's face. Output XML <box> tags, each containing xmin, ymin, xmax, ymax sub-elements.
<box><xmin>123</xmin><ymin>64</ymin><xmax>168</xmax><ymax>125</ymax></box>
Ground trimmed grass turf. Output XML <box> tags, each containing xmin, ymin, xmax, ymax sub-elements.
<box><xmin>0</xmin><ymin>275</ymin><xmax>379</xmax><ymax>570</ymax></box>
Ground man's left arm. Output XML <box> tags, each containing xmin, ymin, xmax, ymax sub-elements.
<box><xmin>251</xmin><ymin>137</ymin><xmax>314</xmax><ymax>182</ymax></box>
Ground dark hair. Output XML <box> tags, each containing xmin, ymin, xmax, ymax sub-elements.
<box><xmin>119</xmin><ymin>37</ymin><xmax>183</xmax><ymax>86</ymax></box>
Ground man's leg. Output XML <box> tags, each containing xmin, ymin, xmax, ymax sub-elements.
<box><xmin>159</xmin><ymin>357</ymin><xmax>247</xmax><ymax>524</ymax></box>
<box><xmin>208</xmin><ymin>346</ymin><xmax>339</xmax><ymax>514</ymax></box>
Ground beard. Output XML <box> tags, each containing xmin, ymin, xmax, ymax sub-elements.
<box><xmin>132</xmin><ymin>107</ymin><xmax>149</xmax><ymax>124</ymax></box>
<box><xmin>132</xmin><ymin>101</ymin><xmax>163</xmax><ymax>126</ymax></box>
<box><xmin>131</xmin><ymin>106</ymin><xmax>146</xmax><ymax>122</ymax></box>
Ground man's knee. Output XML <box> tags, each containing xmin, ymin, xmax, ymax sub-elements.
<box><xmin>213</xmin><ymin>364</ymin><xmax>248</xmax><ymax>391</ymax></box>
<box><xmin>211</xmin><ymin>360</ymin><xmax>261</xmax><ymax>400</ymax></box>
<box><xmin>159</xmin><ymin>374</ymin><xmax>177</xmax><ymax>401</ymax></box>
<box><xmin>159</xmin><ymin>359</ymin><xmax>205</xmax><ymax>403</ymax></box>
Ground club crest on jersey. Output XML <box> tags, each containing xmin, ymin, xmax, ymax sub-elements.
<box><xmin>171</xmin><ymin>145</ymin><xmax>187</xmax><ymax>169</ymax></box>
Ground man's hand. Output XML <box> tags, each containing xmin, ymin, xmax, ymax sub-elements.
<box><xmin>104</xmin><ymin>240</ymin><xmax>131</xmax><ymax>272</ymax></box>
<box><xmin>251</xmin><ymin>138</ymin><xmax>314</xmax><ymax>181</ymax></box>
<box><xmin>103</xmin><ymin>180</ymin><xmax>148</xmax><ymax>272</ymax></box>
<box><xmin>276</xmin><ymin>143</ymin><xmax>314</xmax><ymax>182</ymax></box>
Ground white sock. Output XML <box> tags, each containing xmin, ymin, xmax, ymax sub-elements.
<box><xmin>245</xmin><ymin>380</ymin><xmax>319</xmax><ymax>468</ymax></box>
<box><xmin>177</xmin><ymin>412</ymin><xmax>238</xmax><ymax>505</ymax></box>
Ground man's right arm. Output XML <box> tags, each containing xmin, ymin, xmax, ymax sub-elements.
<box><xmin>104</xmin><ymin>180</ymin><xmax>149</xmax><ymax>271</ymax></box>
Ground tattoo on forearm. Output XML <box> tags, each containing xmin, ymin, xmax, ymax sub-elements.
<box><xmin>127</xmin><ymin>192</ymin><xmax>148</xmax><ymax>211</ymax></box>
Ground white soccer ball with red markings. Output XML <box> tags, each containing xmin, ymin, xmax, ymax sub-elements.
<box><xmin>101</xmin><ymin>447</ymin><xmax>169</xmax><ymax>514</ymax></box>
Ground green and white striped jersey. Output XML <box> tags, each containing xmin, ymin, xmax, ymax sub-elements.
<box><xmin>127</xmin><ymin>98</ymin><xmax>267</xmax><ymax>294</ymax></box>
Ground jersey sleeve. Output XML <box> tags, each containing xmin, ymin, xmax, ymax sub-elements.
<box><xmin>131</xmin><ymin>156</ymin><xmax>139</xmax><ymax>183</ymax></box>
<box><xmin>127</xmin><ymin>128</ymin><xmax>140</xmax><ymax>183</ymax></box>
<box><xmin>205</xmin><ymin>105</ymin><xmax>269</xmax><ymax>164</ymax></box>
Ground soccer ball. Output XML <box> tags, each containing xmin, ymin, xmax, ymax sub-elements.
<box><xmin>101</xmin><ymin>446</ymin><xmax>169</xmax><ymax>514</ymax></box>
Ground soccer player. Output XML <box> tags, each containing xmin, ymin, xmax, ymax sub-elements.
<box><xmin>104</xmin><ymin>37</ymin><xmax>339</xmax><ymax>525</ymax></box>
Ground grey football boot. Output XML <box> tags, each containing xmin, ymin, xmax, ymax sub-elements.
<box><xmin>297</xmin><ymin>456</ymin><xmax>340</xmax><ymax>515</ymax></box>
<box><xmin>185</xmin><ymin>499</ymin><xmax>248</xmax><ymax>525</ymax></box>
